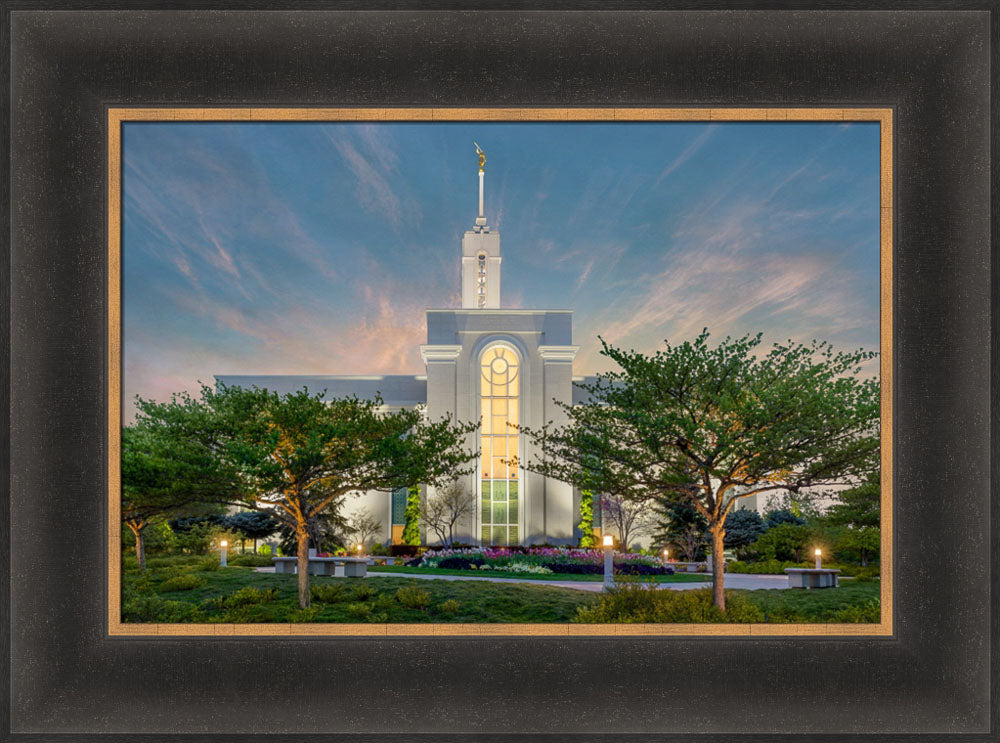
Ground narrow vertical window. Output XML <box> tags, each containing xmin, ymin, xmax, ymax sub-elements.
<box><xmin>477</xmin><ymin>253</ymin><xmax>487</xmax><ymax>308</ymax></box>
<box><xmin>480</xmin><ymin>346</ymin><xmax>519</xmax><ymax>545</ymax></box>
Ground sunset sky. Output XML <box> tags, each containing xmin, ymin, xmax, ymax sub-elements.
<box><xmin>122</xmin><ymin>120</ymin><xmax>880</xmax><ymax>416</ymax></box>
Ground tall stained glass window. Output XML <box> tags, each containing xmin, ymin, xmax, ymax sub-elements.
<box><xmin>480</xmin><ymin>345</ymin><xmax>519</xmax><ymax>545</ymax></box>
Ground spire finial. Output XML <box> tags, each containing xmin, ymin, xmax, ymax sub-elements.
<box><xmin>474</xmin><ymin>141</ymin><xmax>486</xmax><ymax>173</ymax></box>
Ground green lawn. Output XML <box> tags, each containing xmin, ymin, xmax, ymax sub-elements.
<box><xmin>367</xmin><ymin>564</ymin><xmax>709</xmax><ymax>583</ymax></box>
<box><xmin>124</xmin><ymin>564</ymin><xmax>600</xmax><ymax>623</ymax></box>
<box><xmin>121</xmin><ymin>556</ymin><xmax>880</xmax><ymax>624</ymax></box>
<box><xmin>733</xmin><ymin>580</ymin><xmax>881</xmax><ymax>623</ymax></box>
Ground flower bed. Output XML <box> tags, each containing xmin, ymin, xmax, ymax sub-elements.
<box><xmin>415</xmin><ymin>546</ymin><xmax>674</xmax><ymax>575</ymax></box>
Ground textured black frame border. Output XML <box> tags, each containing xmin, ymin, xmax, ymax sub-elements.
<box><xmin>5</xmin><ymin>4</ymin><xmax>994</xmax><ymax>741</ymax></box>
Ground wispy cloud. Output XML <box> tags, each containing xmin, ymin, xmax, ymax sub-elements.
<box><xmin>654</xmin><ymin>125</ymin><xmax>717</xmax><ymax>187</ymax></box>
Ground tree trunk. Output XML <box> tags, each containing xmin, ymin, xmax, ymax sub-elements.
<box><xmin>135</xmin><ymin>529</ymin><xmax>146</xmax><ymax>572</ymax></box>
<box><xmin>296</xmin><ymin>526</ymin><xmax>310</xmax><ymax>609</ymax></box>
<box><xmin>127</xmin><ymin>521</ymin><xmax>146</xmax><ymax>571</ymax></box>
<box><xmin>710</xmin><ymin>523</ymin><xmax>726</xmax><ymax>612</ymax></box>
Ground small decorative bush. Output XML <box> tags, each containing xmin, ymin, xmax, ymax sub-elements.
<box><xmin>195</xmin><ymin>557</ymin><xmax>222</xmax><ymax>572</ymax></box>
<box><xmin>227</xmin><ymin>553</ymin><xmax>274</xmax><ymax>567</ymax></box>
<box><xmin>203</xmin><ymin>586</ymin><xmax>277</xmax><ymax>611</ymax></box>
<box><xmin>830</xmin><ymin>600</ymin><xmax>880</xmax><ymax>623</ymax></box>
<box><xmin>725</xmin><ymin>559</ymin><xmax>809</xmax><ymax>575</ymax></box>
<box><xmin>437</xmin><ymin>556</ymin><xmax>486</xmax><ymax>570</ymax></box>
<box><xmin>157</xmin><ymin>574</ymin><xmax>206</xmax><ymax>593</ymax></box>
<box><xmin>389</xmin><ymin>544</ymin><xmax>422</xmax><ymax>558</ymax></box>
<box><xmin>438</xmin><ymin>599</ymin><xmax>460</xmax><ymax>614</ymax></box>
<box><xmin>289</xmin><ymin>607</ymin><xmax>319</xmax><ymax>623</ymax></box>
<box><xmin>348</xmin><ymin>582</ymin><xmax>377</xmax><ymax>601</ymax></box>
<box><xmin>395</xmin><ymin>584</ymin><xmax>431</xmax><ymax>610</ymax></box>
<box><xmin>573</xmin><ymin>584</ymin><xmax>765</xmax><ymax>624</ymax></box>
<box><xmin>346</xmin><ymin>603</ymin><xmax>387</xmax><ymax>623</ymax></box>
<box><xmin>310</xmin><ymin>584</ymin><xmax>348</xmax><ymax>603</ymax></box>
<box><xmin>123</xmin><ymin>596</ymin><xmax>204</xmax><ymax>623</ymax></box>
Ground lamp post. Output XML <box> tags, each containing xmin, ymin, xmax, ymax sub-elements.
<box><xmin>603</xmin><ymin>534</ymin><xmax>614</xmax><ymax>589</ymax></box>
<box><xmin>814</xmin><ymin>547</ymin><xmax>822</xmax><ymax>570</ymax></box>
<box><xmin>662</xmin><ymin>548</ymin><xmax>669</xmax><ymax>567</ymax></box>
<box><xmin>220</xmin><ymin>540</ymin><xmax>228</xmax><ymax>568</ymax></box>
<box><xmin>356</xmin><ymin>543</ymin><xmax>364</xmax><ymax>558</ymax></box>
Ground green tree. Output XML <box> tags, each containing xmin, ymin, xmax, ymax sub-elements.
<box><xmin>836</xmin><ymin>526</ymin><xmax>880</xmax><ymax>567</ymax></box>
<box><xmin>578</xmin><ymin>489</ymin><xmax>597</xmax><ymax>548</ymax></box>
<box><xmin>122</xmin><ymin>421</ymin><xmax>239</xmax><ymax>570</ymax></box>
<box><xmin>749</xmin><ymin>523</ymin><xmax>812</xmax><ymax>561</ymax></box>
<box><xmin>520</xmin><ymin>330</ymin><xmax>879</xmax><ymax>611</ymax></box>
<box><xmin>723</xmin><ymin>508</ymin><xmax>766</xmax><ymax>551</ymax></box>
<box><xmin>651</xmin><ymin>496</ymin><xmax>708</xmax><ymax>561</ymax></box>
<box><xmin>825</xmin><ymin>475</ymin><xmax>881</xmax><ymax>529</ymax></box>
<box><xmin>138</xmin><ymin>384</ymin><xmax>477</xmax><ymax>608</ymax></box>
<box><xmin>227</xmin><ymin>510</ymin><xmax>280</xmax><ymax>554</ymax></box>
<box><xmin>763</xmin><ymin>508</ymin><xmax>807</xmax><ymax>529</ymax></box>
<box><xmin>402</xmin><ymin>484</ymin><xmax>422</xmax><ymax>545</ymax></box>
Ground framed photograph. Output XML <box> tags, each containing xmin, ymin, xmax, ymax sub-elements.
<box><xmin>108</xmin><ymin>107</ymin><xmax>891</xmax><ymax>639</ymax></box>
<box><xmin>6</xmin><ymin>5</ymin><xmax>993</xmax><ymax>740</ymax></box>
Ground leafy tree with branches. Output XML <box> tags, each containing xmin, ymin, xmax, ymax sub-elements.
<box><xmin>136</xmin><ymin>384</ymin><xmax>477</xmax><ymax>608</ymax></box>
<box><xmin>520</xmin><ymin>330</ymin><xmax>879</xmax><ymax>611</ymax></box>
<box><xmin>825</xmin><ymin>474</ymin><xmax>880</xmax><ymax>529</ymax></box>
<box><xmin>122</xmin><ymin>420</ymin><xmax>240</xmax><ymax>571</ymax></box>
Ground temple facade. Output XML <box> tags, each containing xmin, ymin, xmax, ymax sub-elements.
<box><xmin>217</xmin><ymin>148</ymin><xmax>597</xmax><ymax>546</ymax></box>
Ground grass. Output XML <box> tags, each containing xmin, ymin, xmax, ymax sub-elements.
<box><xmin>122</xmin><ymin>554</ymin><xmax>880</xmax><ymax>624</ymax></box>
<box><xmin>367</xmin><ymin>565</ymin><xmax>709</xmax><ymax>583</ymax></box>
<box><xmin>124</xmin><ymin>561</ymin><xmax>600</xmax><ymax>623</ymax></box>
<box><xmin>735</xmin><ymin>581</ymin><xmax>881</xmax><ymax>623</ymax></box>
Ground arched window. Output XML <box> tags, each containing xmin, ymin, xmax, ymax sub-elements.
<box><xmin>480</xmin><ymin>345</ymin><xmax>520</xmax><ymax>545</ymax></box>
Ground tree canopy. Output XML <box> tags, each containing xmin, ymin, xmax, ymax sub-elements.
<box><xmin>135</xmin><ymin>383</ymin><xmax>478</xmax><ymax>607</ymax></box>
<box><xmin>520</xmin><ymin>330</ymin><xmax>879</xmax><ymax>611</ymax></box>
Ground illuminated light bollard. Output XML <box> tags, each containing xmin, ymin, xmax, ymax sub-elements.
<box><xmin>662</xmin><ymin>548</ymin><xmax>669</xmax><ymax>567</ymax></box>
<box><xmin>220</xmin><ymin>540</ymin><xmax>228</xmax><ymax>568</ymax></box>
<box><xmin>815</xmin><ymin>547</ymin><xmax>822</xmax><ymax>570</ymax></box>
<box><xmin>603</xmin><ymin>534</ymin><xmax>614</xmax><ymax>589</ymax></box>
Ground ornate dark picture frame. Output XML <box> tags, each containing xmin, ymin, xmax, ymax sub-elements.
<box><xmin>5</xmin><ymin>5</ymin><xmax>994</xmax><ymax>739</ymax></box>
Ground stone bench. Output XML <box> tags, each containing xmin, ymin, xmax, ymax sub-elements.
<box><xmin>669</xmin><ymin>561</ymin><xmax>709</xmax><ymax>573</ymax></box>
<box><xmin>784</xmin><ymin>568</ymin><xmax>840</xmax><ymax>589</ymax></box>
<box><xmin>365</xmin><ymin>556</ymin><xmax>397</xmax><ymax>566</ymax></box>
<box><xmin>272</xmin><ymin>556</ymin><xmax>368</xmax><ymax>577</ymax></box>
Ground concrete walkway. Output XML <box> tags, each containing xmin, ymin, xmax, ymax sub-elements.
<box><xmin>255</xmin><ymin>565</ymin><xmax>790</xmax><ymax>592</ymax></box>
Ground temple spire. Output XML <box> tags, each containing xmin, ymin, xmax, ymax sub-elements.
<box><xmin>474</xmin><ymin>142</ymin><xmax>487</xmax><ymax>227</ymax></box>
<box><xmin>461</xmin><ymin>142</ymin><xmax>500</xmax><ymax>308</ymax></box>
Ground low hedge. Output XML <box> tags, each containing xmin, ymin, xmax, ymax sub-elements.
<box><xmin>542</xmin><ymin>562</ymin><xmax>675</xmax><ymax>576</ymax></box>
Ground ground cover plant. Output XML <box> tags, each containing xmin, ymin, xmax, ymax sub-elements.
<box><xmin>121</xmin><ymin>554</ymin><xmax>880</xmax><ymax>624</ymax></box>
<box><xmin>573</xmin><ymin>581</ymin><xmax>880</xmax><ymax>624</ymax></box>
<box><xmin>121</xmin><ymin>555</ymin><xmax>600</xmax><ymax>623</ymax></box>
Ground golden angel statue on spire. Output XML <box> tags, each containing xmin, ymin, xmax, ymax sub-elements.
<box><xmin>474</xmin><ymin>141</ymin><xmax>486</xmax><ymax>172</ymax></box>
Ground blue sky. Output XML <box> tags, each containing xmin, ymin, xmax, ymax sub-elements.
<box><xmin>122</xmin><ymin>121</ymin><xmax>880</xmax><ymax>415</ymax></box>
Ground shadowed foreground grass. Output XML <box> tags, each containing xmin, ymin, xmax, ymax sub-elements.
<box><xmin>123</xmin><ymin>564</ymin><xmax>600</xmax><ymax>623</ymax></box>
<box><xmin>121</xmin><ymin>556</ymin><xmax>880</xmax><ymax>624</ymax></box>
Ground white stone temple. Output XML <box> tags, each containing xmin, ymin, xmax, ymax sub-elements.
<box><xmin>216</xmin><ymin>146</ymin><xmax>597</xmax><ymax>546</ymax></box>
